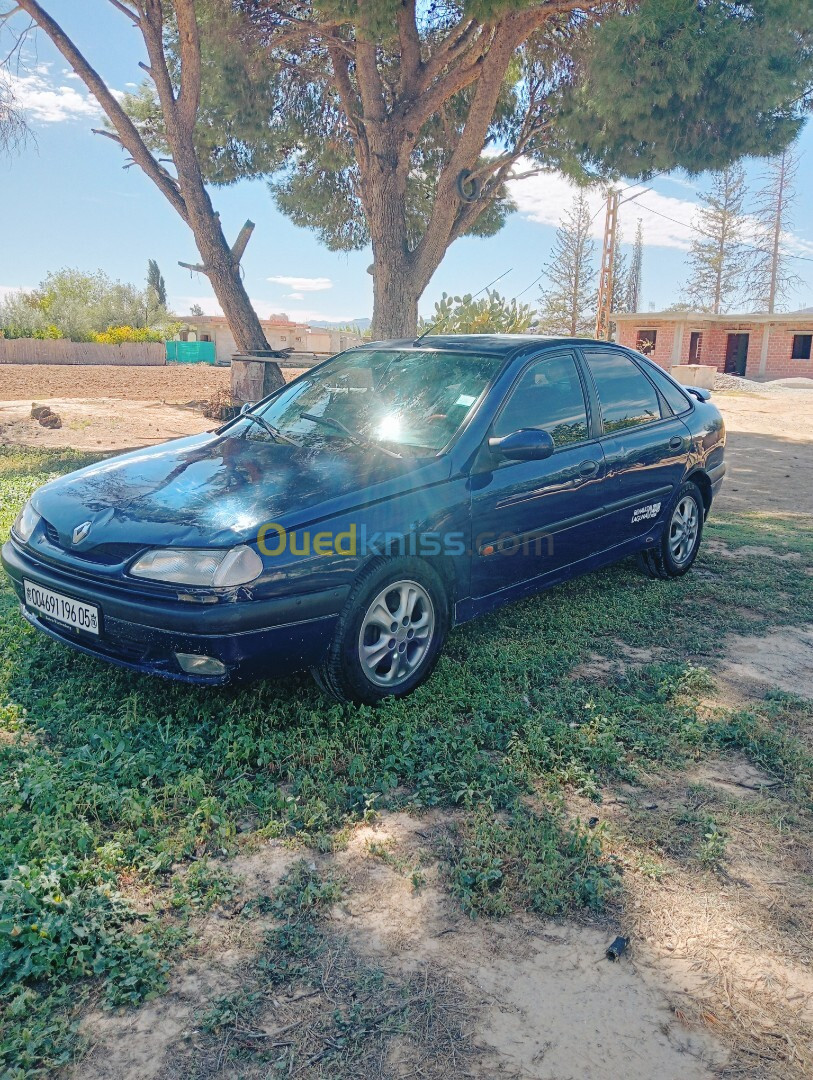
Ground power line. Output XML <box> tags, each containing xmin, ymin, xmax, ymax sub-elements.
<box><xmin>632</xmin><ymin>200</ymin><xmax>813</xmax><ymax>267</ymax></box>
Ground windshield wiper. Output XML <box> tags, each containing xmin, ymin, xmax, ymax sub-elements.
<box><xmin>300</xmin><ymin>412</ymin><xmax>402</xmax><ymax>459</ymax></box>
<box><xmin>242</xmin><ymin>410</ymin><xmax>298</xmax><ymax>446</ymax></box>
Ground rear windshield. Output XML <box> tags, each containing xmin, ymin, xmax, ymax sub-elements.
<box><xmin>244</xmin><ymin>348</ymin><xmax>503</xmax><ymax>452</ymax></box>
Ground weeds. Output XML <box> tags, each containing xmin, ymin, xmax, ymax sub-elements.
<box><xmin>1</xmin><ymin>447</ymin><xmax>812</xmax><ymax>1072</ymax></box>
<box><xmin>446</xmin><ymin>802</ymin><xmax>617</xmax><ymax>917</ymax></box>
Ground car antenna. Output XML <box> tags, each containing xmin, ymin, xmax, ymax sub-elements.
<box><xmin>413</xmin><ymin>268</ymin><xmax>512</xmax><ymax>343</ymax></box>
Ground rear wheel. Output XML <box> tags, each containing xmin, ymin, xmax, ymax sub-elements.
<box><xmin>638</xmin><ymin>480</ymin><xmax>704</xmax><ymax>579</ymax></box>
<box><xmin>313</xmin><ymin>557</ymin><xmax>449</xmax><ymax>704</ymax></box>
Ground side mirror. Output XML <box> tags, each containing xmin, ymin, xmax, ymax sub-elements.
<box><xmin>488</xmin><ymin>428</ymin><xmax>555</xmax><ymax>462</ymax></box>
<box><xmin>240</xmin><ymin>401</ymin><xmax>256</xmax><ymax>415</ymax></box>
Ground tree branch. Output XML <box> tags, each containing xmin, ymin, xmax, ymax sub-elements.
<box><xmin>173</xmin><ymin>0</ymin><xmax>201</xmax><ymax>133</ymax></box>
<box><xmin>419</xmin><ymin>18</ymin><xmax>480</xmax><ymax>88</ymax></box>
<box><xmin>396</xmin><ymin>0</ymin><xmax>421</xmax><ymax>98</ymax></box>
<box><xmin>105</xmin><ymin>0</ymin><xmax>139</xmax><ymax>26</ymax></box>
<box><xmin>327</xmin><ymin>40</ymin><xmax>362</xmax><ymax>137</ymax></box>
<box><xmin>13</xmin><ymin>0</ymin><xmax>187</xmax><ymax>220</ymax></box>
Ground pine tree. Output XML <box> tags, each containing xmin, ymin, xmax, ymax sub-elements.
<box><xmin>623</xmin><ymin>220</ymin><xmax>644</xmax><ymax>313</ymax></box>
<box><xmin>683</xmin><ymin>165</ymin><xmax>751</xmax><ymax>314</ymax></box>
<box><xmin>609</xmin><ymin>224</ymin><xmax>628</xmax><ymax>317</ymax></box>
<box><xmin>749</xmin><ymin>147</ymin><xmax>801</xmax><ymax>313</ymax></box>
<box><xmin>537</xmin><ymin>193</ymin><xmax>598</xmax><ymax>337</ymax></box>
<box><xmin>147</xmin><ymin>260</ymin><xmax>167</xmax><ymax>308</ymax></box>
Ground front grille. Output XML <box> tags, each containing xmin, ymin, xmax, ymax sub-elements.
<box><xmin>41</xmin><ymin>518</ymin><xmax>141</xmax><ymax>565</ymax></box>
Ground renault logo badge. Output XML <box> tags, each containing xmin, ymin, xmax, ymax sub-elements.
<box><xmin>72</xmin><ymin>521</ymin><xmax>92</xmax><ymax>545</ymax></box>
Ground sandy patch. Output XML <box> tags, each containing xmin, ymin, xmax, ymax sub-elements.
<box><xmin>704</xmin><ymin>538</ymin><xmax>803</xmax><ymax>562</ymax></box>
<box><xmin>579</xmin><ymin>763</ymin><xmax>813</xmax><ymax>1079</ymax></box>
<box><xmin>712</xmin><ymin>389</ymin><xmax>813</xmax><ymax>517</ymax></box>
<box><xmin>720</xmin><ymin>626</ymin><xmax>813</xmax><ymax>700</ymax></box>
<box><xmin>0</xmin><ymin>398</ymin><xmax>214</xmax><ymax>452</ymax></box>
<box><xmin>337</xmin><ymin>822</ymin><xmax>724</xmax><ymax>1079</ymax></box>
<box><xmin>570</xmin><ymin>640</ymin><xmax>667</xmax><ymax>682</ymax></box>
<box><xmin>686</xmin><ymin>754</ymin><xmax>780</xmax><ymax>798</ymax></box>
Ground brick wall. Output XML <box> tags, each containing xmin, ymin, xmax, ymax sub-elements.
<box><xmin>759</xmin><ymin>324</ymin><xmax>813</xmax><ymax>379</ymax></box>
<box><xmin>615</xmin><ymin>319</ymin><xmax>813</xmax><ymax>379</ymax></box>
<box><xmin>614</xmin><ymin>322</ymin><xmax>678</xmax><ymax>368</ymax></box>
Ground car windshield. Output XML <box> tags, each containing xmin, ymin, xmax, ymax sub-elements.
<box><xmin>236</xmin><ymin>348</ymin><xmax>503</xmax><ymax>453</ymax></box>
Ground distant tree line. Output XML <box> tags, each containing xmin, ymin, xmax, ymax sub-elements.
<box><xmin>0</xmin><ymin>263</ymin><xmax>177</xmax><ymax>342</ymax></box>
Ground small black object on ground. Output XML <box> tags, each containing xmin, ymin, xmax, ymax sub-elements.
<box><xmin>606</xmin><ymin>936</ymin><xmax>630</xmax><ymax>961</ymax></box>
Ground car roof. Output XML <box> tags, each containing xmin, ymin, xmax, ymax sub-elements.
<box><xmin>360</xmin><ymin>334</ymin><xmax>610</xmax><ymax>356</ymax></box>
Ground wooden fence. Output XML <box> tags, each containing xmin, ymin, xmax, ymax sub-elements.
<box><xmin>0</xmin><ymin>339</ymin><xmax>166</xmax><ymax>366</ymax></box>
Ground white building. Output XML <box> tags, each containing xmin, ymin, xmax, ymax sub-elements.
<box><xmin>175</xmin><ymin>314</ymin><xmax>365</xmax><ymax>364</ymax></box>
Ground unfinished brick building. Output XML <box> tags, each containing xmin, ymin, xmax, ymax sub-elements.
<box><xmin>613</xmin><ymin>310</ymin><xmax>813</xmax><ymax>380</ymax></box>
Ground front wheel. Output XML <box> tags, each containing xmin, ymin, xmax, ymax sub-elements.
<box><xmin>313</xmin><ymin>557</ymin><xmax>449</xmax><ymax>704</ymax></box>
<box><xmin>638</xmin><ymin>480</ymin><xmax>704</xmax><ymax>579</ymax></box>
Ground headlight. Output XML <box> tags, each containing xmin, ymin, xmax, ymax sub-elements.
<box><xmin>12</xmin><ymin>501</ymin><xmax>41</xmax><ymax>543</ymax></box>
<box><xmin>128</xmin><ymin>545</ymin><xmax>263</xmax><ymax>587</ymax></box>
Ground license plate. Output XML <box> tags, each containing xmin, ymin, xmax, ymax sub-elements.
<box><xmin>23</xmin><ymin>579</ymin><xmax>100</xmax><ymax>636</ymax></box>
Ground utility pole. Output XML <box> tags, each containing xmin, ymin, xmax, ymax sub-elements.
<box><xmin>767</xmin><ymin>149</ymin><xmax>788</xmax><ymax>315</ymax></box>
<box><xmin>595</xmin><ymin>189</ymin><xmax>620</xmax><ymax>340</ymax></box>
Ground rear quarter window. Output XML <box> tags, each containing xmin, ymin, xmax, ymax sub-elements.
<box><xmin>582</xmin><ymin>349</ymin><xmax>662</xmax><ymax>434</ymax></box>
<box><xmin>636</xmin><ymin>356</ymin><xmax>693</xmax><ymax>415</ymax></box>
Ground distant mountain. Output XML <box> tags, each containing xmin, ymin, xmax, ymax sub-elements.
<box><xmin>311</xmin><ymin>318</ymin><xmax>371</xmax><ymax>331</ymax></box>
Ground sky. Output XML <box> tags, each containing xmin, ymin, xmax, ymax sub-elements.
<box><xmin>2</xmin><ymin>1</ymin><xmax>813</xmax><ymax>326</ymax></box>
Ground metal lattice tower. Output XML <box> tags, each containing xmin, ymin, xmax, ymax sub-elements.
<box><xmin>595</xmin><ymin>190</ymin><xmax>620</xmax><ymax>341</ymax></box>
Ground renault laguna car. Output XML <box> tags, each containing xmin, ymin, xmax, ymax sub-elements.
<box><xmin>3</xmin><ymin>336</ymin><xmax>725</xmax><ymax>703</ymax></box>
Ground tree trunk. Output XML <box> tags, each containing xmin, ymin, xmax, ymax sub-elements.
<box><xmin>186</xmin><ymin>196</ymin><xmax>283</xmax><ymax>389</ymax></box>
<box><xmin>371</xmin><ymin>250</ymin><xmax>421</xmax><ymax>339</ymax></box>
<box><xmin>360</xmin><ymin>122</ymin><xmax>426</xmax><ymax>340</ymax></box>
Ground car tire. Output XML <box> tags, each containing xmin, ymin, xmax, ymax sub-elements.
<box><xmin>312</xmin><ymin>557</ymin><xmax>449</xmax><ymax>705</ymax></box>
<box><xmin>637</xmin><ymin>480</ymin><xmax>704</xmax><ymax>580</ymax></box>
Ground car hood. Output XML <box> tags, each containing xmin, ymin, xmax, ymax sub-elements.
<box><xmin>32</xmin><ymin>431</ymin><xmax>450</xmax><ymax>550</ymax></box>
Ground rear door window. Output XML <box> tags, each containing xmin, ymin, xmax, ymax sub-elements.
<box><xmin>583</xmin><ymin>349</ymin><xmax>662</xmax><ymax>434</ymax></box>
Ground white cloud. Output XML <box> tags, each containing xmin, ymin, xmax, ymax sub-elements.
<box><xmin>267</xmin><ymin>275</ymin><xmax>333</xmax><ymax>293</ymax></box>
<box><xmin>4</xmin><ymin>66</ymin><xmax>103</xmax><ymax>124</ymax></box>
<box><xmin>509</xmin><ymin>165</ymin><xmax>813</xmax><ymax>262</ymax></box>
<box><xmin>285</xmin><ymin>291</ymin><xmax>306</xmax><ymax>301</ymax></box>
<box><xmin>507</xmin><ymin>168</ymin><xmax>700</xmax><ymax>251</ymax></box>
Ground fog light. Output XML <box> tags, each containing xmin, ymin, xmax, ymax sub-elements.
<box><xmin>175</xmin><ymin>652</ymin><xmax>227</xmax><ymax>676</ymax></box>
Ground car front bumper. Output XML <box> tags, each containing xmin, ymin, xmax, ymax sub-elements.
<box><xmin>2</xmin><ymin>539</ymin><xmax>347</xmax><ymax>684</ymax></box>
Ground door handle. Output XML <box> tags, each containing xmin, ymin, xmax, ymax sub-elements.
<box><xmin>669</xmin><ymin>436</ymin><xmax>684</xmax><ymax>451</ymax></box>
<box><xmin>578</xmin><ymin>459</ymin><xmax>600</xmax><ymax>477</ymax></box>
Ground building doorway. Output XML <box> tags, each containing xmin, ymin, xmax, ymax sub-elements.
<box><xmin>689</xmin><ymin>331</ymin><xmax>703</xmax><ymax>362</ymax></box>
<box><xmin>725</xmin><ymin>333</ymin><xmax>749</xmax><ymax>376</ymax></box>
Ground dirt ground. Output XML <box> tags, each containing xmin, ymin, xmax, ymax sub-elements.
<box><xmin>3</xmin><ymin>364</ymin><xmax>812</xmax><ymax>1079</ymax></box>
<box><xmin>712</xmin><ymin>389</ymin><xmax>813</xmax><ymax>516</ymax></box>
<box><xmin>0</xmin><ymin>364</ymin><xmax>300</xmax><ymax>452</ymax></box>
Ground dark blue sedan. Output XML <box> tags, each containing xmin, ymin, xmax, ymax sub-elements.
<box><xmin>3</xmin><ymin>336</ymin><xmax>725</xmax><ymax>703</ymax></box>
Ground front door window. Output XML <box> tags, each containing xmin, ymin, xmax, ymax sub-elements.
<box><xmin>492</xmin><ymin>352</ymin><xmax>589</xmax><ymax>446</ymax></box>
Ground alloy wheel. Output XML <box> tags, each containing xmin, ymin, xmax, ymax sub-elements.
<box><xmin>669</xmin><ymin>496</ymin><xmax>699</xmax><ymax>565</ymax></box>
<box><xmin>357</xmin><ymin>579</ymin><xmax>435</xmax><ymax>687</ymax></box>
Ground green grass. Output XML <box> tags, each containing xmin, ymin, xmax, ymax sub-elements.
<box><xmin>1</xmin><ymin>446</ymin><xmax>812</xmax><ymax>1074</ymax></box>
